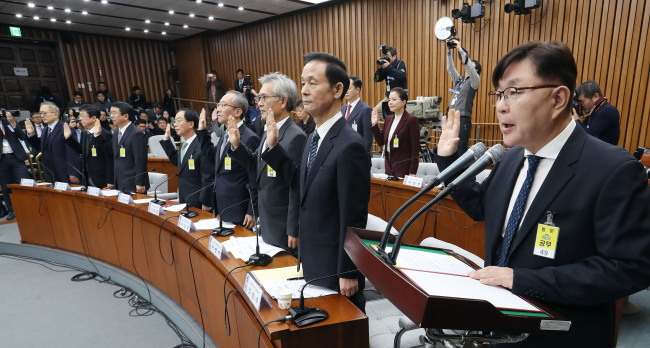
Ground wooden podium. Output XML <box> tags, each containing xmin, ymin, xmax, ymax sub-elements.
<box><xmin>344</xmin><ymin>227</ymin><xmax>570</xmax><ymax>334</ymax></box>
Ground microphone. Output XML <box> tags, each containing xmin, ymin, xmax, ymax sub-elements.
<box><xmin>288</xmin><ymin>269</ymin><xmax>359</xmax><ymax>327</ymax></box>
<box><xmin>245</xmin><ymin>184</ymin><xmax>271</xmax><ymax>266</ymax></box>
<box><xmin>180</xmin><ymin>183</ymin><xmax>214</xmax><ymax>218</ymax></box>
<box><xmin>120</xmin><ymin>171</ymin><xmax>149</xmax><ymax>195</ymax></box>
<box><xmin>377</xmin><ymin>143</ymin><xmax>486</xmax><ymax>253</ymax></box>
<box><xmin>39</xmin><ymin>161</ymin><xmax>56</xmax><ymax>185</ymax></box>
<box><xmin>211</xmin><ymin>197</ymin><xmax>250</xmax><ymax>237</ymax></box>
<box><xmin>386</xmin><ymin>156</ymin><xmax>420</xmax><ymax>181</ymax></box>
<box><xmin>65</xmin><ymin>162</ymin><xmax>87</xmax><ymax>191</ymax></box>
<box><xmin>387</xmin><ymin>144</ymin><xmax>506</xmax><ymax>264</ymax></box>
<box><xmin>151</xmin><ymin>173</ymin><xmax>178</xmax><ymax>205</ymax></box>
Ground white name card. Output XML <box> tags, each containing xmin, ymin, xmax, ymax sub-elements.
<box><xmin>148</xmin><ymin>201</ymin><xmax>166</xmax><ymax>216</ymax></box>
<box><xmin>20</xmin><ymin>178</ymin><xmax>37</xmax><ymax>187</ymax></box>
<box><xmin>117</xmin><ymin>192</ymin><xmax>134</xmax><ymax>205</ymax></box>
<box><xmin>244</xmin><ymin>273</ymin><xmax>271</xmax><ymax>311</ymax></box>
<box><xmin>86</xmin><ymin>186</ymin><xmax>103</xmax><ymax>197</ymax></box>
<box><xmin>54</xmin><ymin>182</ymin><xmax>71</xmax><ymax>191</ymax></box>
<box><xmin>403</xmin><ymin>176</ymin><xmax>424</xmax><ymax>189</ymax></box>
<box><xmin>177</xmin><ymin>215</ymin><xmax>197</xmax><ymax>233</ymax></box>
<box><xmin>208</xmin><ymin>236</ymin><xmax>229</xmax><ymax>259</ymax></box>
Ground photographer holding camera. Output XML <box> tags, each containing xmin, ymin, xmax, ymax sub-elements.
<box><xmin>446</xmin><ymin>38</ymin><xmax>481</xmax><ymax>155</ymax></box>
<box><xmin>374</xmin><ymin>46</ymin><xmax>407</xmax><ymax>116</ymax></box>
<box><xmin>206</xmin><ymin>70</ymin><xmax>223</xmax><ymax>112</ymax></box>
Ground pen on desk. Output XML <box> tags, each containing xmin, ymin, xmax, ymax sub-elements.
<box><xmin>287</xmin><ymin>277</ymin><xmax>304</xmax><ymax>281</ymax></box>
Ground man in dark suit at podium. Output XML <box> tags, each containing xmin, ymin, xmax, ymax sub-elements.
<box><xmin>2</xmin><ymin>111</ymin><xmax>33</xmax><ymax>220</ymax></box>
<box><xmin>342</xmin><ymin>75</ymin><xmax>373</xmax><ymax>154</ymax></box>
<box><xmin>434</xmin><ymin>41</ymin><xmax>650</xmax><ymax>347</ymax></box>
<box><xmin>63</xmin><ymin>105</ymin><xmax>113</xmax><ymax>188</ymax></box>
<box><xmin>263</xmin><ymin>52</ymin><xmax>370</xmax><ymax>311</ymax></box>
<box><xmin>159</xmin><ymin>109</ymin><xmax>213</xmax><ymax>209</ymax></box>
<box><xmin>109</xmin><ymin>102</ymin><xmax>149</xmax><ymax>193</ymax></box>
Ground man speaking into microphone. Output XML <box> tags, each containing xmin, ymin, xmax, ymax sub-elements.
<box><xmin>434</xmin><ymin>41</ymin><xmax>650</xmax><ymax>347</ymax></box>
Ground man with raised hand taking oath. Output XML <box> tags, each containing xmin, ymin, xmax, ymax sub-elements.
<box><xmin>434</xmin><ymin>41</ymin><xmax>650</xmax><ymax>347</ymax></box>
<box><xmin>227</xmin><ymin>72</ymin><xmax>307</xmax><ymax>251</ymax></box>
<box><xmin>109</xmin><ymin>102</ymin><xmax>149</xmax><ymax>193</ymax></box>
<box><xmin>262</xmin><ymin>52</ymin><xmax>370</xmax><ymax>311</ymax></box>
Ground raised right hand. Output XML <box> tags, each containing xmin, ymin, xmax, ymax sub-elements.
<box><xmin>265</xmin><ymin>109</ymin><xmax>279</xmax><ymax>149</ymax></box>
<box><xmin>25</xmin><ymin>119</ymin><xmax>35</xmax><ymax>135</ymax></box>
<box><xmin>63</xmin><ymin>122</ymin><xmax>72</xmax><ymax>139</ymax></box>
<box><xmin>94</xmin><ymin>119</ymin><xmax>102</xmax><ymax>136</ymax></box>
<box><xmin>371</xmin><ymin>108</ymin><xmax>379</xmax><ymax>126</ymax></box>
<box><xmin>163</xmin><ymin>123</ymin><xmax>171</xmax><ymax>140</ymax></box>
<box><xmin>227</xmin><ymin>116</ymin><xmax>240</xmax><ymax>149</ymax></box>
<box><xmin>199</xmin><ymin>108</ymin><xmax>207</xmax><ymax>130</ymax></box>
<box><xmin>437</xmin><ymin>109</ymin><xmax>461</xmax><ymax>157</ymax></box>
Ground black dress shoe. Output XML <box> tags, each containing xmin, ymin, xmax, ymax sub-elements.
<box><xmin>6</xmin><ymin>212</ymin><xmax>15</xmax><ymax>220</ymax></box>
<box><xmin>0</xmin><ymin>210</ymin><xmax>8</xmax><ymax>219</ymax></box>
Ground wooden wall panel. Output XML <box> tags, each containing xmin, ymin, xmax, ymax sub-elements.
<box><xmin>174</xmin><ymin>0</ymin><xmax>648</xmax><ymax>152</ymax></box>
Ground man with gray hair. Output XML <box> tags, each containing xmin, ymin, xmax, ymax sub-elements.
<box><xmin>197</xmin><ymin>90</ymin><xmax>260</xmax><ymax>228</ymax></box>
<box><xmin>227</xmin><ymin>72</ymin><xmax>307</xmax><ymax>250</ymax></box>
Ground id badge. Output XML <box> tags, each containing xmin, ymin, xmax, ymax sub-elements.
<box><xmin>188</xmin><ymin>157</ymin><xmax>195</xmax><ymax>170</ymax></box>
<box><xmin>352</xmin><ymin>122</ymin><xmax>358</xmax><ymax>132</ymax></box>
<box><xmin>120</xmin><ymin>146</ymin><xmax>126</xmax><ymax>157</ymax></box>
<box><xmin>267</xmin><ymin>165</ymin><xmax>276</xmax><ymax>178</ymax></box>
<box><xmin>393</xmin><ymin>137</ymin><xmax>399</xmax><ymax>148</ymax></box>
<box><xmin>533</xmin><ymin>211</ymin><xmax>559</xmax><ymax>259</ymax></box>
<box><xmin>224</xmin><ymin>156</ymin><xmax>232</xmax><ymax>170</ymax></box>
<box><xmin>91</xmin><ymin>146</ymin><xmax>97</xmax><ymax>157</ymax></box>
<box><xmin>264</xmin><ymin>124</ymin><xmax>267</xmax><ymax>131</ymax></box>
<box><xmin>450</xmin><ymin>96</ymin><xmax>457</xmax><ymax>106</ymax></box>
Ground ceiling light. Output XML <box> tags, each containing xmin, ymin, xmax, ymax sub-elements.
<box><xmin>125</xmin><ymin>27</ymin><xmax>130</xmax><ymax>31</ymax></box>
<box><xmin>47</xmin><ymin>6</ymin><xmax>54</xmax><ymax>10</ymax></box>
<box><xmin>28</xmin><ymin>3</ymin><xmax>35</xmax><ymax>7</ymax></box>
<box><xmin>218</xmin><ymin>3</ymin><xmax>224</xmax><ymax>7</ymax></box>
<box><xmin>189</xmin><ymin>13</ymin><xmax>195</xmax><ymax>17</ymax></box>
<box><xmin>101</xmin><ymin>0</ymin><xmax>108</xmax><ymax>4</ymax></box>
<box><xmin>169</xmin><ymin>10</ymin><xmax>174</xmax><ymax>14</ymax></box>
<box><xmin>82</xmin><ymin>11</ymin><xmax>88</xmax><ymax>15</ymax></box>
<box><xmin>66</xmin><ymin>20</ymin><xmax>71</xmax><ymax>24</ymax></box>
<box><xmin>33</xmin><ymin>15</ymin><xmax>39</xmax><ymax>20</ymax></box>
<box><xmin>145</xmin><ymin>19</ymin><xmax>150</xmax><ymax>23</ymax></box>
<box><xmin>238</xmin><ymin>6</ymin><xmax>244</xmax><ymax>11</ymax></box>
<box><xmin>196</xmin><ymin>0</ymin><xmax>202</xmax><ymax>3</ymax></box>
<box><xmin>183</xmin><ymin>24</ymin><xmax>188</xmax><ymax>28</ymax></box>
<box><xmin>50</xmin><ymin>18</ymin><xmax>56</xmax><ymax>22</ymax></box>
<box><xmin>162</xmin><ymin>31</ymin><xmax>167</xmax><ymax>35</ymax></box>
<box><xmin>301</xmin><ymin>0</ymin><xmax>331</xmax><ymax>3</ymax></box>
<box><xmin>16</xmin><ymin>14</ymin><xmax>22</xmax><ymax>18</ymax></box>
<box><xmin>208</xmin><ymin>16</ymin><xmax>214</xmax><ymax>20</ymax></box>
<box><xmin>144</xmin><ymin>29</ymin><xmax>149</xmax><ymax>33</ymax></box>
<box><xmin>164</xmin><ymin>22</ymin><xmax>169</xmax><ymax>26</ymax></box>
<box><xmin>65</xmin><ymin>9</ymin><xmax>71</xmax><ymax>13</ymax></box>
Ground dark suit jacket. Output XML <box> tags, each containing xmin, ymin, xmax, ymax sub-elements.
<box><xmin>197</xmin><ymin>124</ymin><xmax>260</xmax><ymax>225</ymax></box>
<box><xmin>253</xmin><ymin>115</ymin><xmax>265</xmax><ymax>138</ymax></box>
<box><xmin>435</xmin><ymin>125</ymin><xmax>650</xmax><ymax>347</ymax></box>
<box><xmin>263</xmin><ymin>116</ymin><xmax>370</xmax><ymax>291</ymax></box>
<box><xmin>160</xmin><ymin>136</ymin><xmax>213</xmax><ymax>209</ymax></box>
<box><xmin>342</xmin><ymin>100</ymin><xmax>373</xmax><ymax>153</ymax></box>
<box><xmin>235</xmin><ymin>79</ymin><xmax>244</xmax><ymax>93</ymax></box>
<box><xmin>230</xmin><ymin>118</ymin><xmax>306</xmax><ymax>249</ymax></box>
<box><xmin>112</xmin><ymin>123</ymin><xmax>149</xmax><ymax>192</ymax></box>
<box><xmin>371</xmin><ymin>111</ymin><xmax>420</xmax><ymax>177</ymax></box>
<box><xmin>0</xmin><ymin>119</ymin><xmax>30</xmax><ymax>162</ymax></box>
<box><xmin>65</xmin><ymin>128</ymin><xmax>114</xmax><ymax>188</ymax></box>
<box><xmin>18</xmin><ymin>121</ymin><xmax>79</xmax><ymax>183</ymax></box>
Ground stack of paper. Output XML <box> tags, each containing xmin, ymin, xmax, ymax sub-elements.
<box><xmin>163</xmin><ymin>203</ymin><xmax>187</xmax><ymax>212</ymax></box>
<box><xmin>250</xmin><ymin>266</ymin><xmax>338</xmax><ymax>299</ymax></box>
<box><xmin>222</xmin><ymin>236</ymin><xmax>285</xmax><ymax>260</ymax></box>
<box><xmin>194</xmin><ymin>218</ymin><xmax>236</xmax><ymax>230</ymax></box>
<box><xmin>101</xmin><ymin>189</ymin><xmax>120</xmax><ymax>197</ymax></box>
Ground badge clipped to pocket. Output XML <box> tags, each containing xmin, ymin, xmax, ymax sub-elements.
<box><xmin>267</xmin><ymin>165</ymin><xmax>276</xmax><ymax>178</ymax></box>
<box><xmin>352</xmin><ymin>121</ymin><xmax>358</xmax><ymax>132</ymax></box>
<box><xmin>393</xmin><ymin>137</ymin><xmax>399</xmax><ymax>148</ymax></box>
<box><xmin>188</xmin><ymin>156</ymin><xmax>195</xmax><ymax>170</ymax></box>
<box><xmin>120</xmin><ymin>146</ymin><xmax>126</xmax><ymax>158</ymax></box>
<box><xmin>533</xmin><ymin>211</ymin><xmax>560</xmax><ymax>259</ymax></box>
<box><xmin>91</xmin><ymin>146</ymin><xmax>97</xmax><ymax>157</ymax></box>
<box><xmin>224</xmin><ymin>156</ymin><xmax>232</xmax><ymax>170</ymax></box>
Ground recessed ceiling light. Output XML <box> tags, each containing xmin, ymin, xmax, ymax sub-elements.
<box><xmin>183</xmin><ymin>24</ymin><xmax>188</xmax><ymax>28</ymax></box>
<box><xmin>33</xmin><ymin>15</ymin><xmax>39</xmax><ymax>20</ymax></box>
<box><xmin>65</xmin><ymin>9</ymin><xmax>71</xmax><ymax>13</ymax></box>
<box><xmin>208</xmin><ymin>16</ymin><xmax>214</xmax><ymax>20</ymax></box>
<box><xmin>125</xmin><ymin>27</ymin><xmax>130</xmax><ymax>31</ymax></box>
<box><xmin>238</xmin><ymin>6</ymin><xmax>244</xmax><ymax>11</ymax></box>
<box><xmin>50</xmin><ymin>18</ymin><xmax>56</xmax><ymax>22</ymax></box>
<box><xmin>101</xmin><ymin>0</ymin><xmax>108</xmax><ymax>4</ymax></box>
<box><xmin>82</xmin><ymin>11</ymin><xmax>88</xmax><ymax>15</ymax></box>
<box><xmin>84</xmin><ymin>0</ymin><xmax>90</xmax><ymax>2</ymax></box>
<box><xmin>28</xmin><ymin>3</ymin><xmax>35</xmax><ymax>8</ymax></box>
<box><xmin>144</xmin><ymin>29</ymin><xmax>149</xmax><ymax>33</ymax></box>
<box><xmin>164</xmin><ymin>22</ymin><xmax>169</xmax><ymax>26</ymax></box>
<box><xmin>162</xmin><ymin>31</ymin><xmax>167</xmax><ymax>35</ymax></box>
<box><xmin>169</xmin><ymin>10</ymin><xmax>174</xmax><ymax>14</ymax></box>
<box><xmin>196</xmin><ymin>0</ymin><xmax>201</xmax><ymax>3</ymax></box>
<box><xmin>47</xmin><ymin>6</ymin><xmax>54</xmax><ymax>10</ymax></box>
<box><xmin>66</xmin><ymin>20</ymin><xmax>71</xmax><ymax>24</ymax></box>
<box><xmin>16</xmin><ymin>14</ymin><xmax>22</xmax><ymax>18</ymax></box>
<box><xmin>189</xmin><ymin>13</ymin><xmax>195</xmax><ymax>17</ymax></box>
<box><xmin>145</xmin><ymin>19</ymin><xmax>150</xmax><ymax>23</ymax></box>
<box><xmin>218</xmin><ymin>3</ymin><xmax>224</xmax><ymax>7</ymax></box>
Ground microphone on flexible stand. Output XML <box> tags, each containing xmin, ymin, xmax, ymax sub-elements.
<box><xmin>387</xmin><ymin>144</ymin><xmax>506</xmax><ymax>264</ymax></box>
<box><xmin>39</xmin><ymin>161</ymin><xmax>56</xmax><ymax>186</ymax></box>
<box><xmin>288</xmin><ymin>269</ymin><xmax>359</xmax><ymax>327</ymax></box>
<box><xmin>151</xmin><ymin>173</ymin><xmax>178</xmax><ymax>205</ymax></box>
<box><xmin>376</xmin><ymin>143</ymin><xmax>487</xmax><ymax>255</ymax></box>
<box><xmin>65</xmin><ymin>162</ymin><xmax>88</xmax><ymax>191</ymax></box>
<box><xmin>180</xmin><ymin>183</ymin><xmax>214</xmax><ymax>218</ymax></box>
<box><xmin>245</xmin><ymin>184</ymin><xmax>271</xmax><ymax>266</ymax></box>
<box><xmin>119</xmin><ymin>171</ymin><xmax>149</xmax><ymax>195</ymax></box>
<box><xmin>386</xmin><ymin>156</ymin><xmax>420</xmax><ymax>181</ymax></box>
<box><xmin>211</xmin><ymin>197</ymin><xmax>251</xmax><ymax>237</ymax></box>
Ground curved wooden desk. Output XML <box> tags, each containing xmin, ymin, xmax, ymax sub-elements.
<box><xmin>10</xmin><ymin>185</ymin><xmax>368</xmax><ymax>348</ymax></box>
<box><xmin>369</xmin><ymin>178</ymin><xmax>485</xmax><ymax>259</ymax></box>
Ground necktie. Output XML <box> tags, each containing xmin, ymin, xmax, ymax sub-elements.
<box><xmin>496</xmin><ymin>155</ymin><xmax>541</xmax><ymax>267</ymax></box>
<box><xmin>220</xmin><ymin>133</ymin><xmax>229</xmax><ymax>160</ymax></box>
<box><xmin>306</xmin><ymin>131</ymin><xmax>320</xmax><ymax>177</ymax></box>
<box><xmin>345</xmin><ymin>104</ymin><xmax>351</xmax><ymax>120</ymax></box>
<box><xmin>117</xmin><ymin>130</ymin><xmax>123</xmax><ymax>144</ymax></box>
<box><xmin>43</xmin><ymin>126</ymin><xmax>50</xmax><ymax>142</ymax></box>
<box><xmin>180</xmin><ymin>141</ymin><xmax>188</xmax><ymax>166</ymax></box>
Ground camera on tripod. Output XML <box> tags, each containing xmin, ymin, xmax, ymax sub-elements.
<box><xmin>377</xmin><ymin>45</ymin><xmax>390</xmax><ymax>66</ymax></box>
<box><xmin>243</xmin><ymin>75</ymin><xmax>254</xmax><ymax>91</ymax></box>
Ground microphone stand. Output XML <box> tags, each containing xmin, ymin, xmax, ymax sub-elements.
<box><xmin>120</xmin><ymin>171</ymin><xmax>149</xmax><ymax>195</ymax></box>
<box><xmin>180</xmin><ymin>183</ymin><xmax>214</xmax><ymax>218</ymax></box>
<box><xmin>151</xmin><ymin>173</ymin><xmax>178</xmax><ymax>205</ymax></box>
<box><xmin>65</xmin><ymin>162</ymin><xmax>88</xmax><ymax>191</ymax></box>
<box><xmin>39</xmin><ymin>161</ymin><xmax>56</xmax><ymax>186</ymax></box>
<box><xmin>211</xmin><ymin>197</ymin><xmax>250</xmax><ymax>237</ymax></box>
<box><xmin>245</xmin><ymin>184</ymin><xmax>271</xmax><ymax>266</ymax></box>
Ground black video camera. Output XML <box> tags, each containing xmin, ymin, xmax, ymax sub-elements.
<box><xmin>0</xmin><ymin>108</ymin><xmax>20</xmax><ymax>119</ymax></box>
<box><xmin>377</xmin><ymin>45</ymin><xmax>390</xmax><ymax>66</ymax></box>
<box><xmin>243</xmin><ymin>75</ymin><xmax>254</xmax><ymax>91</ymax></box>
<box><xmin>572</xmin><ymin>92</ymin><xmax>584</xmax><ymax>116</ymax></box>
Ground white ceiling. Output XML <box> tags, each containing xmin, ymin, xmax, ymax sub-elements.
<box><xmin>0</xmin><ymin>0</ymin><xmax>331</xmax><ymax>41</ymax></box>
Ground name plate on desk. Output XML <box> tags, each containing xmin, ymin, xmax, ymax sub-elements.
<box><xmin>54</xmin><ymin>182</ymin><xmax>71</xmax><ymax>191</ymax></box>
<box><xmin>244</xmin><ymin>273</ymin><xmax>271</xmax><ymax>311</ymax></box>
<box><xmin>403</xmin><ymin>176</ymin><xmax>424</xmax><ymax>188</ymax></box>
<box><xmin>148</xmin><ymin>201</ymin><xmax>166</xmax><ymax>216</ymax></box>
<box><xmin>208</xmin><ymin>236</ymin><xmax>229</xmax><ymax>259</ymax></box>
<box><xmin>86</xmin><ymin>186</ymin><xmax>103</xmax><ymax>197</ymax></box>
<box><xmin>20</xmin><ymin>178</ymin><xmax>37</xmax><ymax>187</ymax></box>
<box><xmin>117</xmin><ymin>192</ymin><xmax>134</xmax><ymax>205</ymax></box>
<box><xmin>177</xmin><ymin>215</ymin><xmax>196</xmax><ymax>232</ymax></box>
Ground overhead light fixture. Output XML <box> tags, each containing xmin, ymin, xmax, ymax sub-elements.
<box><xmin>145</xmin><ymin>19</ymin><xmax>150</xmax><ymax>23</ymax></box>
<box><xmin>162</xmin><ymin>31</ymin><xmax>167</xmax><ymax>35</ymax></box>
<box><xmin>189</xmin><ymin>13</ymin><xmax>195</xmax><ymax>17</ymax></box>
<box><xmin>196</xmin><ymin>0</ymin><xmax>202</xmax><ymax>3</ymax></box>
<box><xmin>28</xmin><ymin>3</ymin><xmax>35</xmax><ymax>8</ymax></box>
<box><xmin>301</xmin><ymin>0</ymin><xmax>331</xmax><ymax>3</ymax></box>
<box><xmin>65</xmin><ymin>9</ymin><xmax>71</xmax><ymax>13</ymax></box>
<box><xmin>208</xmin><ymin>16</ymin><xmax>214</xmax><ymax>20</ymax></box>
<box><xmin>218</xmin><ymin>3</ymin><xmax>224</xmax><ymax>7</ymax></box>
<box><xmin>66</xmin><ymin>20</ymin><xmax>71</xmax><ymax>24</ymax></box>
<box><xmin>169</xmin><ymin>10</ymin><xmax>175</xmax><ymax>14</ymax></box>
<box><xmin>34</xmin><ymin>16</ymin><xmax>40</xmax><ymax>20</ymax></box>
<box><xmin>144</xmin><ymin>29</ymin><xmax>149</xmax><ymax>33</ymax></box>
<box><xmin>50</xmin><ymin>18</ymin><xmax>56</xmax><ymax>22</ymax></box>
<box><xmin>183</xmin><ymin>24</ymin><xmax>188</xmax><ymax>28</ymax></box>
<box><xmin>16</xmin><ymin>14</ymin><xmax>22</xmax><ymax>18</ymax></box>
<box><xmin>164</xmin><ymin>22</ymin><xmax>169</xmax><ymax>26</ymax></box>
<box><xmin>125</xmin><ymin>27</ymin><xmax>130</xmax><ymax>31</ymax></box>
<box><xmin>101</xmin><ymin>0</ymin><xmax>108</xmax><ymax>4</ymax></box>
<box><xmin>238</xmin><ymin>6</ymin><xmax>244</xmax><ymax>11</ymax></box>
<box><xmin>47</xmin><ymin>6</ymin><xmax>54</xmax><ymax>10</ymax></box>
<box><xmin>504</xmin><ymin>0</ymin><xmax>542</xmax><ymax>15</ymax></box>
<box><xmin>82</xmin><ymin>11</ymin><xmax>88</xmax><ymax>15</ymax></box>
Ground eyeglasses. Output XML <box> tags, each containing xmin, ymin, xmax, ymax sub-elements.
<box><xmin>217</xmin><ymin>103</ymin><xmax>240</xmax><ymax>109</ymax></box>
<box><xmin>254</xmin><ymin>95</ymin><xmax>279</xmax><ymax>103</ymax></box>
<box><xmin>488</xmin><ymin>85</ymin><xmax>560</xmax><ymax>106</ymax></box>
<box><xmin>38</xmin><ymin>111</ymin><xmax>53</xmax><ymax>116</ymax></box>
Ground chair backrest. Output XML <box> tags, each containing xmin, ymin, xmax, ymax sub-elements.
<box><xmin>366</xmin><ymin>214</ymin><xmax>399</xmax><ymax>235</ymax></box>
<box><xmin>147</xmin><ymin>172</ymin><xmax>169</xmax><ymax>194</ymax></box>
<box><xmin>148</xmin><ymin>135</ymin><xmax>168</xmax><ymax>158</ymax></box>
<box><xmin>415</xmin><ymin>163</ymin><xmax>440</xmax><ymax>183</ymax></box>
<box><xmin>419</xmin><ymin>237</ymin><xmax>484</xmax><ymax>267</ymax></box>
<box><xmin>371</xmin><ymin>158</ymin><xmax>385</xmax><ymax>174</ymax></box>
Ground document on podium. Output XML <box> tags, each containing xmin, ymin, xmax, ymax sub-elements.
<box><xmin>222</xmin><ymin>236</ymin><xmax>286</xmax><ymax>260</ymax></box>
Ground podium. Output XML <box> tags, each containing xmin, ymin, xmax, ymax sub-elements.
<box><xmin>344</xmin><ymin>227</ymin><xmax>570</xmax><ymax>344</ymax></box>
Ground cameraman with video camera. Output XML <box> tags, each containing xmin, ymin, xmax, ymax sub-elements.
<box><xmin>445</xmin><ymin>38</ymin><xmax>481</xmax><ymax>155</ymax></box>
<box><xmin>374</xmin><ymin>46</ymin><xmax>407</xmax><ymax>117</ymax></box>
